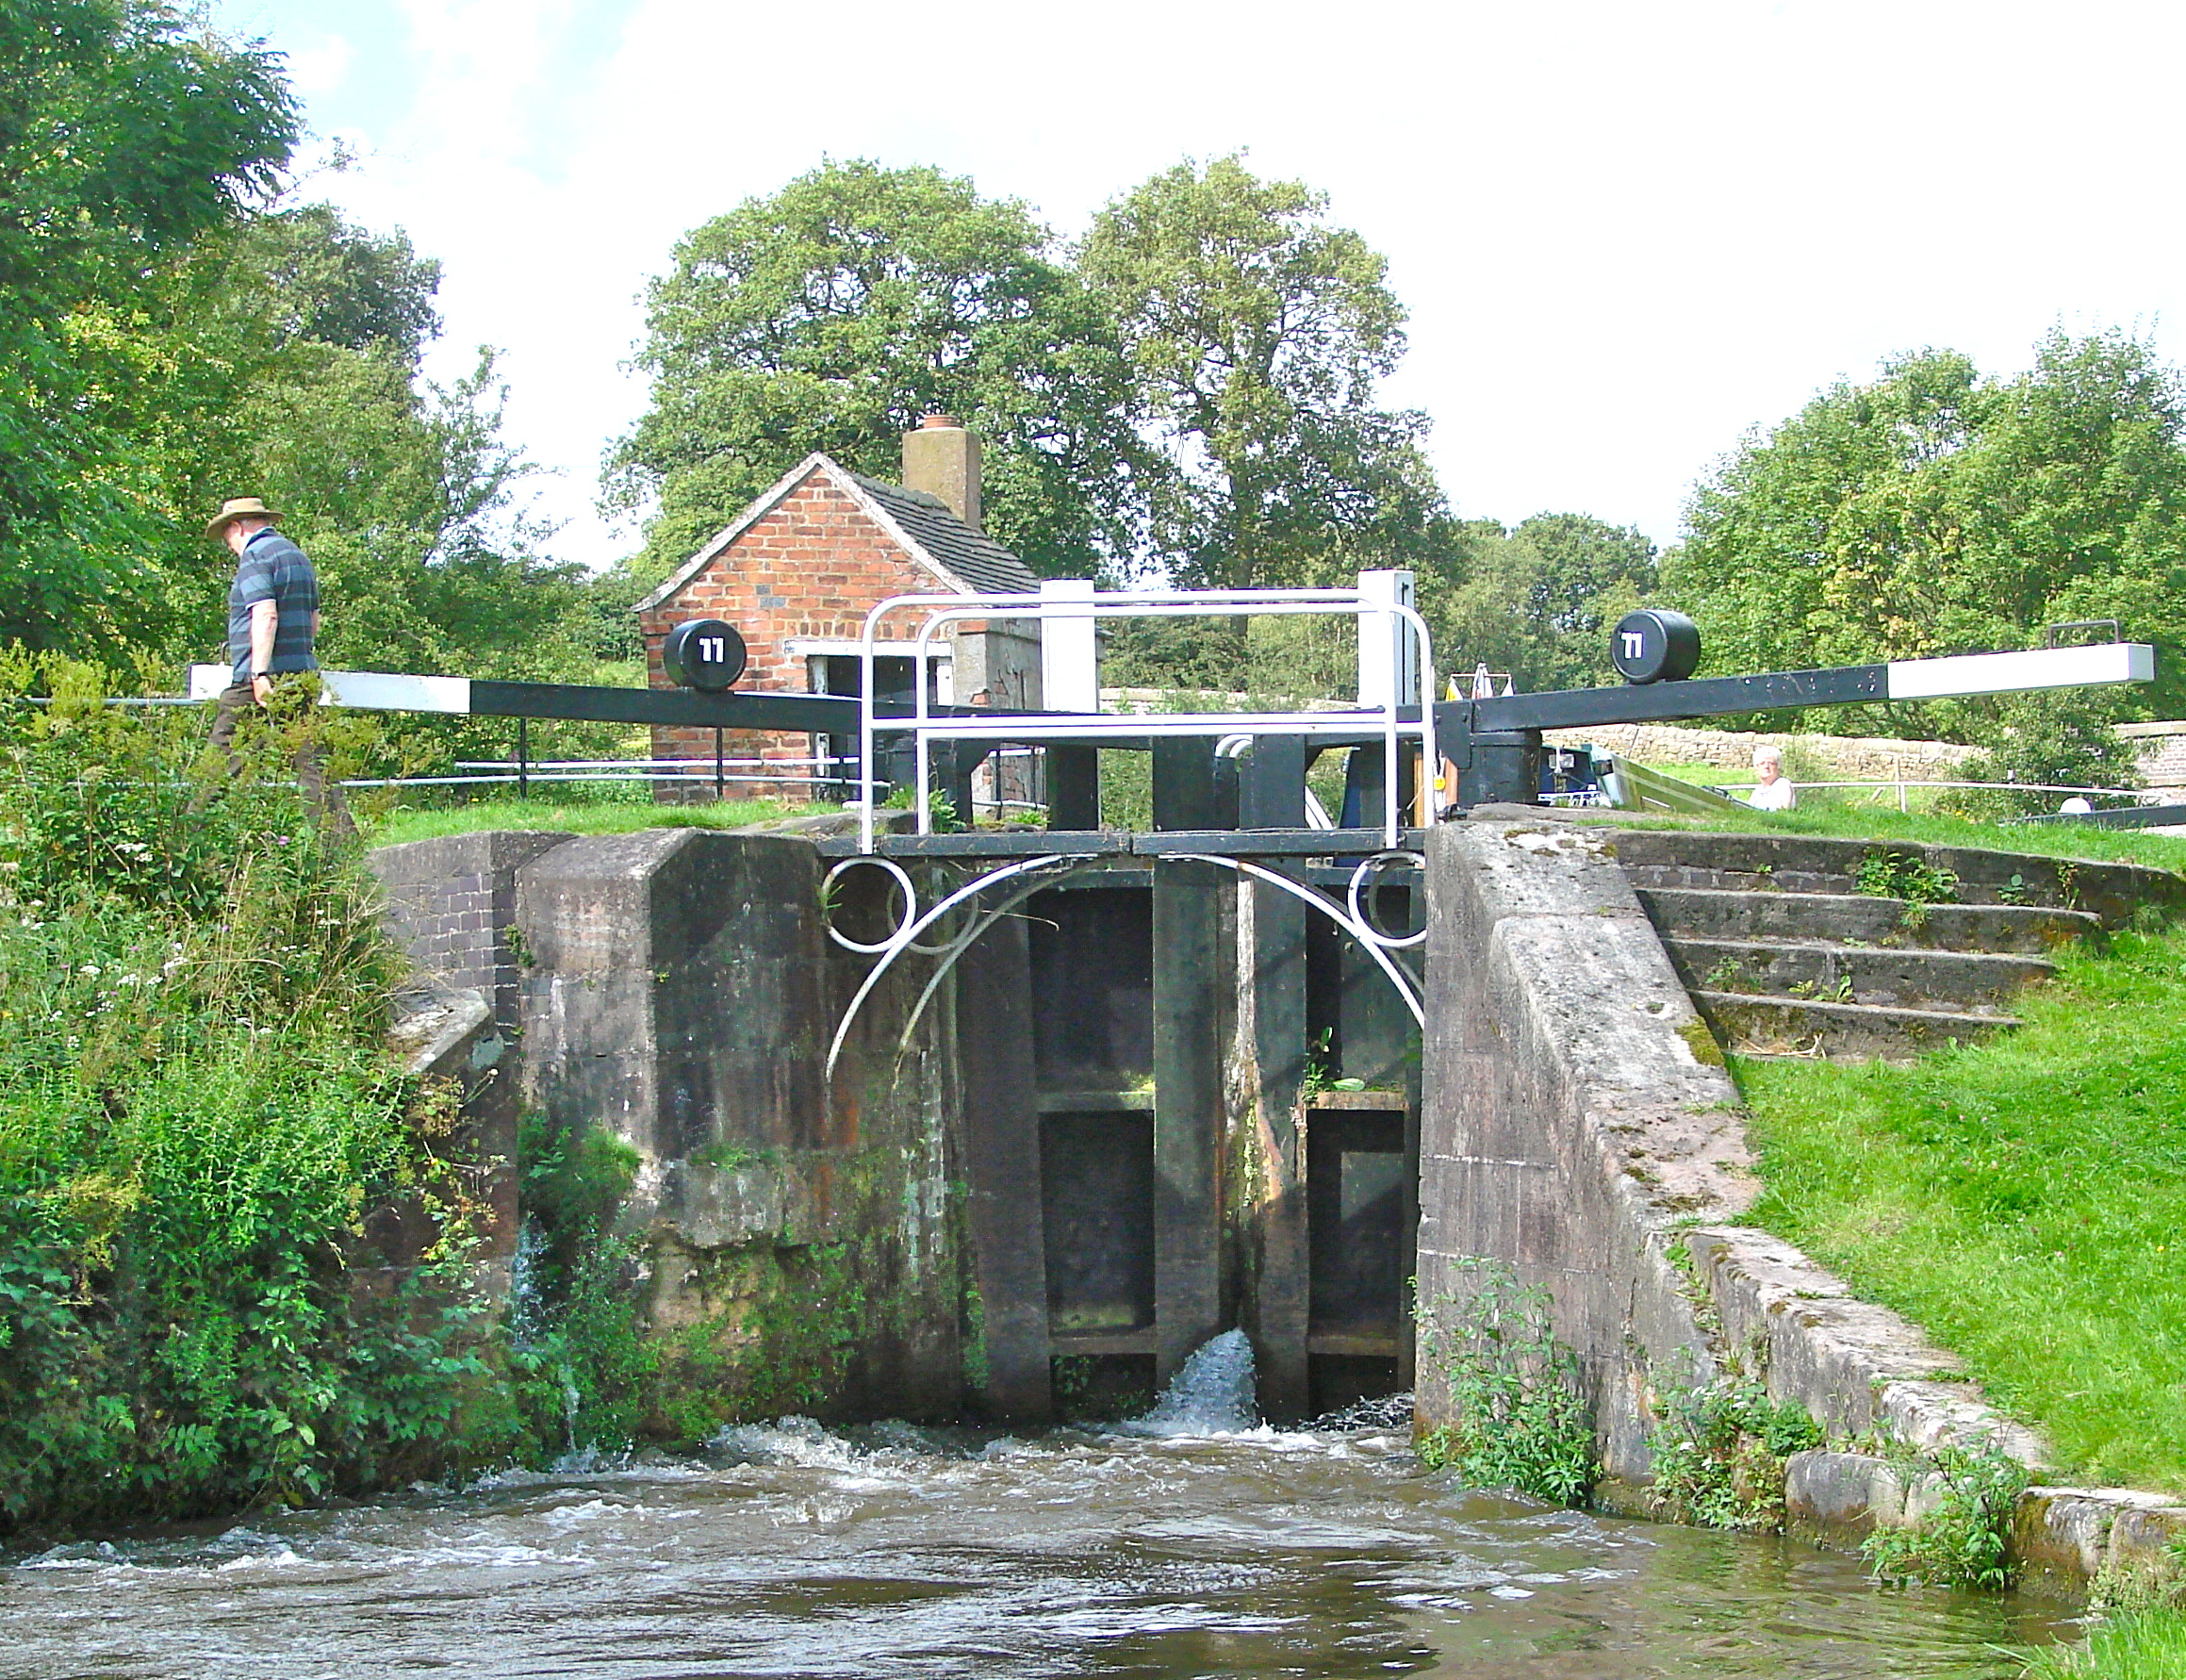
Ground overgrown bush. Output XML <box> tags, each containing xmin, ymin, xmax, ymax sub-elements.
<box><xmin>1645</xmin><ymin>1368</ymin><xmax>1821</xmax><ymax>1532</ymax></box>
<box><xmin>1939</xmin><ymin>691</ymin><xmax>2146</xmax><ymax>819</ymax></box>
<box><xmin>0</xmin><ymin>654</ymin><xmax>512</xmax><ymax>1528</ymax></box>
<box><xmin>1414</xmin><ymin>1259</ymin><xmax>1594</xmax><ymax>1506</ymax></box>
<box><xmin>1863</xmin><ymin>1441</ymin><xmax>2030</xmax><ymax>1591</ymax></box>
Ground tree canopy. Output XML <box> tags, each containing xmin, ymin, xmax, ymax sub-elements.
<box><xmin>605</xmin><ymin>160</ymin><xmax>1140</xmax><ymax>585</ymax></box>
<box><xmin>1422</xmin><ymin>514</ymin><xmax>1659</xmax><ymax>693</ymax></box>
<box><xmin>612</xmin><ymin>154</ymin><xmax>1457</xmax><ymax>610</ymax></box>
<box><xmin>1662</xmin><ymin>332</ymin><xmax>2186</xmax><ymax>730</ymax></box>
<box><xmin>1077</xmin><ymin>156</ymin><xmax>1447</xmax><ymax>589</ymax></box>
<box><xmin>0</xmin><ymin>0</ymin><xmax>297</xmax><ymax>647</ymax></box>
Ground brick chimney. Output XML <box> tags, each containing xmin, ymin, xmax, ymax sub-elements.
<box><xmin>900</xmin><ymin>414</ymin><xmax>980</xmax><ymax>530</ymax></box>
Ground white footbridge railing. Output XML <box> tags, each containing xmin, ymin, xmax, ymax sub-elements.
<box><xmin>854</xmin><ymin>579</ymin><xmax>1438</xmax><ymax>854</ymax></box>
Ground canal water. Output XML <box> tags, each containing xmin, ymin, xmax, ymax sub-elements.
<box><xmin>0</xmin><ymin>1405</ymin><xmax>2077</xmax><ymax>1679</ymax></box>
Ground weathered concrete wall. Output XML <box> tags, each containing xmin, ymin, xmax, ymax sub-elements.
<box><xmin>511</xmin><ymin>829</ymin><xmax>967</xmax><ymax>1420</ymax></box>
<box><xmin>1418</xmin><ymin>815</ymin><xmax>2186</xmax><ymax>1594</ymax></box>
<box><xmin>1417</xmin><ymin>819</ymin><xmax>1753</xmax><ymax>1496</ymax></box>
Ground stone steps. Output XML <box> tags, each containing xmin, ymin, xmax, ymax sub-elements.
<box><xmin>1614</xmin><ymin>829</ymin><xmax>2186</xmax><ymax>923</ymax></box>
<box><xmin>1634</xmin><ymin>886</ymin><xmax>2101</xmax><ymax>956</ymax></box>
<box><xmin>1617</xmin><ymin>830</ymin><xmax>2186</xmax><ymax>1061</ymax></box>
<box><xmin>1661</xmin><ymin>933</ymin><xmax>2053</xmax><ymax>1014</ymax></box>
<box><xmin>1691</xmin><ymin>991</ymin><xmax>2022</xmax><ymax>1060</ymax></box>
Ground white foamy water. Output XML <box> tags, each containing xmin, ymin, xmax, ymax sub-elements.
<box><xmin>0</xmin><ymin>1411</ymin><xmax>2076</xmax><ymax>1679</ymax></box>
<box><xmin>1116</xmin><ymin>1328</ymin><xmax>1261</xmax><ymax>1437</ymax></box>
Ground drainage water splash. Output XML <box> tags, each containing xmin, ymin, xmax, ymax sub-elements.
<box><xmin>1121</xmin><ymin>1327</ymin><xmax>1259</xmax><ymax>1435</ymax></box>
<box><xmin>505</xmin><ymin>1217</ymin><xmax>546</xmax><ymax>1351</ymax></box>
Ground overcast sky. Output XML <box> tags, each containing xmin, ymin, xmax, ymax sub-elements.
<box><xmin>208</xmin><ymin>0</ymin><xmax>2186</xmax><ymax>572</ymax></box>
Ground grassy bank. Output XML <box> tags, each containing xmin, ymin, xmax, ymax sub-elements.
<box><xmin>1734</xmin><ymin>925</ymin><xmax>2186</xmax><ymax>1493</ymax></box>
<box><xmin>368</xmin><ymin>793</ymin><xmax>811</xmax><ymax>848</ymax></box>
<box><xmin>0</xmin><ymin>661</ymin><xmax>532</xmax><ymax>1527</ymax></box>
<box><xmin>2023</xmin><ymin>1608</ymin><xmax>2186</xmax><ymax>1678</ymax></box>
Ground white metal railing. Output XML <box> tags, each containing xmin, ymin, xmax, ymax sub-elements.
<box><xmin>345</xmin><ymin>748</ymin><xmax>1050</xmax><ymax>820</ymax></box>
<box><xmin>856</xmin><ymin>586</ymin><xmax>1438</xmax><ymax>853</ymax></box>
<box><xmin>1697</xmin><ymin>777</ymin><xmax>2159</xmax><ymax>815</ymax></box>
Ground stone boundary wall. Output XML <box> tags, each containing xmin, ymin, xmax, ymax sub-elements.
<box><xmin>1549</xmin><ymin>718</ymin><xmax>2186</xmax><ymax>793</ymax></box>
<box><xmin>1416</xmin><ymin>815</ymin><xmax>2186</xmax><ymax>1595</ymax></box>
<box><xmin>1543</xmin><ymin>722</ymin><xmax>1981</xmax><ymax>781</ymax></box>
<box><xmin>2118</xmin><ymin>720</ymin><xmax>2186</xmax><ymax>793</ymax></box>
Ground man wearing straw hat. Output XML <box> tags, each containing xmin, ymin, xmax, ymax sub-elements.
<box><xmin>203</xmin><ymin>496</ymin><xmax>350</xmax><ymax>832</ymax></box>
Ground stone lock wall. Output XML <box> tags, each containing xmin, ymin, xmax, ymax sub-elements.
<box><xmin>512</xmin><ymin>827</ymin><xmax>970</xmax><ymax>1419</ymax></box>
<box><xmin>370</xmin><ymin>825</ymin><xmax>985</xmax><ymax>1422</ymax></box>
<box><xmin>1415</xmin><ymin>816</ymin><xmax>2186</xmax><ymax>1592</ymax></box>
<box><xmin>1415</xmin><ymin>819</ymin><xmax>1755</xmax><ymax>1494</ymax></box>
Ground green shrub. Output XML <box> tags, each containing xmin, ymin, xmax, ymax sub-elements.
<box><xmin>1854</xmin><ymin>850</ymin><xmax>1960</xmax><ymax>909</ymax></box>
<box><xmin>0</xmin><ymin>655</ymin><xmax>503</xmax><ymax>1527</ymax></box>
<box><xmin>1415</xmin><ymin>1259</ymin><xmax>1594</xmax><ymax>1507</ymax></box>
<box><xmin>1863</xmin><ymin>1442</ymin><xmax>2030</xmax><ymax>1591</ymax></box>
<box><xmin>1646</xmin><ymin>1368</ymin><xmax>1821</xmax><ymax>1532</ymax></box>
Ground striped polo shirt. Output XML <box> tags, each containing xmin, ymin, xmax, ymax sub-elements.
<box><xmin>226</xmin><ymin>528</ymin><xmax>321</xmax><ymax>684</ymax></box>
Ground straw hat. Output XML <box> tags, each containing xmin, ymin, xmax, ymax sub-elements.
<box><xmin>205</xmin><ymin>496</ymin><xmax>282</xmax><ymax>539</ymax></box>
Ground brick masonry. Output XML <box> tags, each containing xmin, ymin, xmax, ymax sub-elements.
<box><xmin>637</xmin><ymin>472</ymin><xmax>956</xmax><ymax>799</ymax></box>
<box><xmin>366</xmin><ymin>831</ymin><xmax>575</xmax><ymax>1029</ymax></box>
<box><xmin>364</xmin><ymin>831</ymin><xmax>578</xmax><ymax>1270</ymax></box>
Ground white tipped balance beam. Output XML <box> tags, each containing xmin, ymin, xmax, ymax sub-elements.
<box><xmin>1885</xmin><ymin>643</ymin><xmax>2155</xmax><ymax>701</ymax></box>
<box><xmin>188</xmin><ymin>666</ymin><xmax>473</xmax><ymax>711</ymax></box>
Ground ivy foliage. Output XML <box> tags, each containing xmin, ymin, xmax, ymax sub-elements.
<box><xmin>1414</xmin><ymin>1259</ymin><xmax>1594</xmax><ymax>1507</ymax></box>
<box><xmin>0</xmin><ymin>657</ymin><xmax>513</xmax><ymax>1528</ymax></box>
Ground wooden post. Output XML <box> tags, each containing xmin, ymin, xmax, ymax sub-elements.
<box><xmin>1153</xmin><ymin>856</ymin><xmax>1224</xmax><ymax>1383</ymax></box>
<box><xmin>957</xmin><ymin>914</ymin><xmax>1053</xmax><ymax>1420</ymax></box>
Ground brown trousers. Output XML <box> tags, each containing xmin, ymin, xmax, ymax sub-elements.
<box><xmin>207</xmin><ymin>677</ymin><xmax>354</xmax><ymax>836</ymax></box>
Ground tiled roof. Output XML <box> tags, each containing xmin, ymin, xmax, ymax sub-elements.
<box><xmin>849</xmin><ymin>473</ymin><xmax>1039</xmax><ymax>596</ymax></box>
<box><xmin>633</xmin><ymin>453</ymin><xmax>1044</xmax><ymax>614</ymax></box>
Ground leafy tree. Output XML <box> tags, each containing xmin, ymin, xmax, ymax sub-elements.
<box><xmin>1662</xmin><ymin>332</ymin><xmax>2186</xmax><ymax>733</ymax></box>
<box><xmin>0</xmin><ymin>0</ymin><xmax>296</xmax><ymax>647</ymax></box>
<box><xmin>67</xmin><ymin>195</ymin><xmax>595</xmax><ymax>717</ymax></box>
<box><xmin>1424</xmin><ymin>514</ymin><xmax>1658</xmax><ymax>693</ymax></box>
<box><xmin>606</xmin><ymin>160</ymin><xmax>1140</xmax><ymax>583</ymax></box>
<box><xmin>1077</xmin><ymin>155</ymin><xmax>1447</xmax><ymax>589</ymax></box>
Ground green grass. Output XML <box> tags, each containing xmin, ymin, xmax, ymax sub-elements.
<box><xmin>1578</xmin><ymin>799</ymin><xmax>2186</xmax><ymax>873</ymax></box>
<box><xmin>1734</xmin><ymin>926</ymin><xmax>2186</xmax><ymax>1493</ymax></box>
<box><xmin>366</xmin><ymin>795</ymin><xmax>815</xmax><ymax>848</ymax></box>
<box><xmin>2020</xmin><ymin>1609</ymin><xmax>2186</xmax><ymax>1677</ymax></box>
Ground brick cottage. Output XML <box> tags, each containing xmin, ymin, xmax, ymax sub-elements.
<box><xmin>634</xmin><ymin>417</ymin><xmax>1043</xmax><ymax>804</ymax></box>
